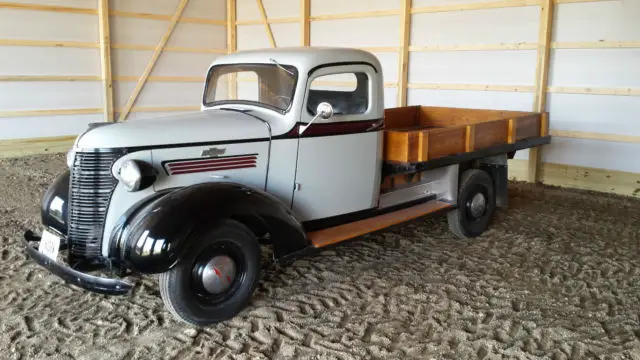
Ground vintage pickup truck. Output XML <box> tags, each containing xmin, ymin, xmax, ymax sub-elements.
<box><xmin>23</xmin><ymin>47</ymin><xmax>550</xmax><ymax>326</ymax></box>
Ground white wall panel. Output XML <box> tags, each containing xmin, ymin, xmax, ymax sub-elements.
<box><xmin>237</xmin><ymin>0</ymin><xmax>300</xmax><ymax>20</ymax></box>
<box><xmin>237</xmin><ymin>25</ymin><xmax>270</xmax><ymax>50</ymax></box>
<box><xmin>0</xmin><ymin>82</ymin><xmax>102</xmax><ymax>111</ymax></box>
<box><xmin>114</xmin><ymin>82</ymin><xmax>204</xmax><ymax>108</ymax></box>
<box><xmin>154</xmin><ymin>53</ymin><xmax>218</xmax><ymax>77</ymax></box>
<box><xmin>411</xmin><ymin>7</ymin><xmax>539</xmax><ymax>46</ymax></box>
<box><xmin>548</xmin><ymin>93</ymin><xmax>640</xmax><ymax>136</ymax></box>
<box><xmin>542</xmin><ymin>137</ymin><xmax>640</xmax><ymax>174</ymax></box>
<box><xmin>169</xmin><ymin>24</ymin><xmax>227</xmax><ymax>49</ymax></box>
<box><xmin>126</xmin><ymin>111</ymin><xmax>199</xmax><ymax>121</ymax></box>
<box><xmin>0</xmin><ymin>9</ymin><xmax>98</xmax><ymax>42</ymax></box>
<box><xmin>384</xmin><ymin>88</ymin><xmax>398</xmax><ymax>109</ymax></box>
<box><xmin>110</xmin><ymin>17</ymin><xmax>169</xmax><ymax>45</ymax></box>
<box><xmin>408</xmin><ymin>88</ymin><xmax>534</xmax><ymax>111</ymax></box>
<box><xmin>183</xmin><ymin>0</ymin><xmax>226</xmax><ymax>20</ymax></box>
<box><xmin>554</xmin><ymin>2</ymin><xmax>640</xmax><ymax>42</ymax></box>
<box><xmin>0</xmin><ymin>47</ymin><xmax>100</xmax><ymax>76</ymax></box>
<box><xmin>311</xmin><ymin>17</ymin><xmax>400</xmax><ymax>48</ymax></box>
<box><xmin>112</xmin><ymin>50</ymin><xmax>216</xmax><ymax>77</ymax></box>
<box><xmin>549</xmin><ymin>49</ymin><xmax>640</xmax><ymax>88</ymax></box>
<box><xmin>111</xmin><ymin>0</ymin><xmax>180</xmax><ymax>15</ymax></box>
<box><xmin>311</xmin><ymin>0</ymin><xmax>399</xmax><ymax>15</ymax></box>
<box><xmin>413</xmin><ymin>0</ymin><xmax>505</xmax><ymax>6</ymax></box>
<box><xmin>0</xmin><ymin>115</ymin><xmax>104</xmax><ymax>140</ymax></box>
<box><xmin>375</xmin><ymin>52</ymin><xmax>399</xmax><ymax>84</ymax></box>
<box><xmin>409</xmin><ymin>51</ymin><xmax>537</xmax><ymax>85</ymax></box>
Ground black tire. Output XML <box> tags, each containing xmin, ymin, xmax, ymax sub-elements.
<box><xmin>159</xmin><ymin>219</ymin><xmax>261</xmax><ymax>327</ymax></box>
<box><xmin>447</xmin><ymin>169</ymin><xmax>495</xmax><ymax>239</ymax></box>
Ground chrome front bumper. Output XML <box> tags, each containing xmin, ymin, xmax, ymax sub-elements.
<box><xmin>23</xmin><ymin>230</ymin><xmax>133</xmax><ymax>296</ymax></box>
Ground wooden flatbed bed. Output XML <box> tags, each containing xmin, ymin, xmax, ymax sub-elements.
<box><xmin>382</xmin><ymin>105</ymin><xmax>551</xmax><ymax>177</ymax></box>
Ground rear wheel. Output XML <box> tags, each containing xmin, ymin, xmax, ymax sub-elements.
<box><xmin>447</xmin><ymin>169</ymin><xmax>495</xmax><ymax>239</ymax></box>
<box><xmin>159</xmin><ymin>219</ymin><xmax>261</xmax><ymax>327</ymax></box>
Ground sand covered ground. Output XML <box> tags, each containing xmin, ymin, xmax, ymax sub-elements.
<box><xmin>0</xmin><ymin>154</ymin><xmax>639</xmax><ymax>360</ymax></box>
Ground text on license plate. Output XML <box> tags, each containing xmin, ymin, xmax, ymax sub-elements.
<box><xmin>39</xmin><ymin>230</ymin><xmax>61</xmax><ymax>261</ymax></box>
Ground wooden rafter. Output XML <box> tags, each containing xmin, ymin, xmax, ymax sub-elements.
<box><xmin>301</xmin><ymin>0</ymin><xmax>310</xmax><ymax>46</ymax></box>
<box><xmin>397</xmin><ymin>0</ymin><xmax>412</xmax><ymax>107</ymax></box>
<box><xmin>98</xmin><ymin>0</ymin><xmax>114</xmax><ymax>122</ymax></box>
<box><xmin>117</xmin><ymin>0</ymin><xmax>189</xmax><ymax>121</ymax></box>
<box><xmin>256</xmin><ymin>0</ymin><xmax>276</xmax><ymax>47</ymax></box>
<box><xmin>528</xmin><ymin>0</ymin><xmax>554</xmax><ymax>183</ymax></box>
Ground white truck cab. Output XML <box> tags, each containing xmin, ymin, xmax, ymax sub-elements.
<box><xmin>23</xmin><ymin>47</ymin><xmax>551</xmax><ymax>327</ymax></box>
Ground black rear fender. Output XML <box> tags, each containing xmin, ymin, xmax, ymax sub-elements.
<box><xmin>116</xmin><ymin>182</ymin><xmax>309</xmax><ymax>274</ymax></box>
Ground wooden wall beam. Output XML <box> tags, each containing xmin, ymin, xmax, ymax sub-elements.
<box><xmin>301</xmin><ymin>0</ymin><xmax>310</xmax><ymax>46</ymax></box>
<box><xmin>408</xmin><ymin>83</ymin><xmax>535</xmax><ymax>92</ymax></box>
<box><xmin>110</xmin><ymin>10</ymin><xmax>225</xmax><ymax>25</ymax></box>
<box><xmin>256</xmin><ymin>0</ymin><xmax>276</xmax><ymax>47</ymax></box>
<box><xmin>397</xmin><ymin>0</ymin><xmax>412</xmax><ymax>107</ymax></box>
<box><xmin>118</xmin><ymin>0</ymin><xmax>189</xmax><ymax>121</ymax></box>
<box><xmin>98</xmin><ymin>0</ymin><xmax>114</xmax><ymax>122</ymax></box>
<box><xmin>227</xmin><ymin>0</ymin><xmax>237</xmax><ymax>100</ymax></box>
<box><xmin>0</xmin><ymin>1</ymin><xmax>96</xmax><ymax>14</ymax></box>
<box><xmin>528</xmin><ymin>0</ymin><xmax>554</xmax><ymax>183</ymax></box>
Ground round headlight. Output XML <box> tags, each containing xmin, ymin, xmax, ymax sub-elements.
<box><xmin>116</xmin><ymin>159</ymin><xmax>157</xmax><ymax>192</ymax></box>
<box><xmin>118</xmin><ymin>160</ymin><xmax>142</xmax><ymax>192</ymax></box>
<box><xmin>66</xmin><ymin>149</ymin><xmax>75</xmax><ymax>168</ymax></box>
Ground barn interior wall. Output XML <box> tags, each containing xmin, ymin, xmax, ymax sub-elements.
<box><xmin>234</xmin><ymin>0</ymin><xmax>640</xmax><ymax>197</ymax></box>
<box><xmin>0</xmin><ymin>0</ymin><xmax>638</xmax><ymax>197</ymax></box>
<box><xmin>0</xmin><ymin>0</ymin><xmax>227</xmax><ymax>154</ymax></box>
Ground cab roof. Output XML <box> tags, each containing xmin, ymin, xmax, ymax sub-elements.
<box><xmin>210</xmin><ymin>47</ymin><xmax>382</xmax><ymax>74</ymax></box>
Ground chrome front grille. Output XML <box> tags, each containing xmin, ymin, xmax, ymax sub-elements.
<box><xmin>68</xmin><ymin>150</ymin><xmax>121</xmax><ymax>259</ymax></box>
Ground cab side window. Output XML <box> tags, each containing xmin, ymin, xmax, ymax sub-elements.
<box><xmin>307</xmin><ymin>72</ymin><xmax>369</xmax><ymax>117</ymax></box>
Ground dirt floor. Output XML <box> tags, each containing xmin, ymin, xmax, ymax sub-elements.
<box><xmin>0</xmin><ymin>154</ymin><xmax>639</xmax><ymax>360</ymax></box>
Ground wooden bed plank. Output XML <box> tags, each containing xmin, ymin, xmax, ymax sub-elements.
<box><xmin>474</xmin><ymin>119</ymin><xmax>509</xmax><ymax>149</ymax></box>
<box><xmin>309</xmin><ymin>201</ymin><xmax>453</xmax><ymax>248</ymax></box>
<box><xmin>384</xmin><ymin>131</ymin><xmax>410</xmax><ymax>163</ymax></box>
<box><xmin>515</xmin><ymin>114</ymin><xmax>541</xmax><ymax>140</ymax></box>
<box><xmin>427</xmin><ymin>127</ymin><xmax>466</xmax><ymax>159</ymax></box>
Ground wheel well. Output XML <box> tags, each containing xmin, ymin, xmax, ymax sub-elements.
<box><xmin>229</xmin><ymin>214</ymin><xmax>271</xmax><ymax>244</ymax></box>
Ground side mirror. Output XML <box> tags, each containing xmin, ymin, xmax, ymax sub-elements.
<box><xmin>316</xmin><ymin>102</ymin><xmax>334</xmax><ymax>119</ymax></box>
<box><xmin>300</xmin><ymin>102</ymin><xmax>333</xmax><ymax>134</ymax></box>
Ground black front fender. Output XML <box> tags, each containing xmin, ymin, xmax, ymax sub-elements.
<box><xmin>117</xmin><ymin>182</ymin><xmax>309</xmax><ymax>274</ymax></box>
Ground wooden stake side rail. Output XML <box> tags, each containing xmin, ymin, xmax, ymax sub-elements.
<box><xmin>383</xmin><ymin>106</ymin><xmax>545</xmax><ymax>164</ymax></box>
<box><xmin>309</xmin><ymin>200</ymin><xmax>453</xmax><ymax>248</ymax></box>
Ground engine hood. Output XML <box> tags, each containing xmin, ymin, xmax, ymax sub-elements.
<box><xmin>75</xmin><ymin>110</ymin><xmax>270</xmax><ymax>149</ymax></box>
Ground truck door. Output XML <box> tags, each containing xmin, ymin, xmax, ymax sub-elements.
<box><xmin>291</xmin><ymin>64</ymin><xmax>384</xmax><ymax>222</ymax></box>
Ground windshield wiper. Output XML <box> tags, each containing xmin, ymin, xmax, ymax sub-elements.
<box><xmin>269</xmin><ymin>58</ymin><xmax>295</xmax><ymax>77</ymax></box>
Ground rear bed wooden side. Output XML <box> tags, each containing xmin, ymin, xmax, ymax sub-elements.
<box><xmin>382</xmin><ymin>106</ymin><xmax>546</xmax><ymax>165</ymax></box>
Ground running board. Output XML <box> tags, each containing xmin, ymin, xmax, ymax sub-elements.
<box><xmin>308</xmin><ymin>200</ymin><xmax>453</xmax><ymax>248</ymax></box>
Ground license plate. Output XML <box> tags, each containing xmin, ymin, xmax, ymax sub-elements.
<box><xmin>39</xmin><ymin>230</ymin><xmax>61</xmax><ymax>262</ymax></box>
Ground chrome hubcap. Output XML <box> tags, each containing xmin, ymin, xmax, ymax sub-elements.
<box><xmin>201</xmin><ymin>255</ymin><xmax>237</xmax><ymax>294</ymax></box>
<box><xmin>468</xmin><ymin>192</ymin><xmax>486</xmax><ymax>218</ymax></box>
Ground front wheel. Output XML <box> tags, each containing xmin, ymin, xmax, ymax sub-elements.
<box><xmin>447</xmin><ymin>169</ymin><xmax>496</xmax><ymax>239</ymax></box>
<box><xmin>159</xmin><ymin>219</ymin><xmax>261</xmax><ymax>327</ymax></box>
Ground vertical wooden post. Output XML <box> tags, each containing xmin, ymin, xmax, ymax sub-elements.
<box><xmin>98</xmin><ymin>0</ymin><xmax>113</xmax><ymax>122</ymax></box>
<box><xmin>528</xmin><ymin>0</ymin><xmax>554</xmax><ymax>183</ymax></box>
<box><xmin>118</xmin><ymin>0</ymin><xmax>189</xmax><ymax>121</ymax></box>
<box><xmin>227</xmin><ymin>0</ymin><xmax>237</xmax><ymax>99</ymax></box>
<box><xmin>397</xmin><ymin>0</ymin><xmax>412</xmax><ymax>107</ymax></box>
<box><xmin>256</xmin><ymin>0</ymin><xmax>276</xmax><ymax>47</ymax></box>
<box><xmin>301</xmin><ymin>0</ymin><xmax>310</xmax><ymax>46</ymax></box>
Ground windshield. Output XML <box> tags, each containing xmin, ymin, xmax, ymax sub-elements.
<box><xmin>204</xmin><ymin>63</ymin><xmax>298</xmax><ymax>112</ymax></box>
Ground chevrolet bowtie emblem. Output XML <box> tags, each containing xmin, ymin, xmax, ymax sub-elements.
<box><xmin>201</xmin><ymin>147</ymin><xmax>226</xmax><ymax>157</ymax></box>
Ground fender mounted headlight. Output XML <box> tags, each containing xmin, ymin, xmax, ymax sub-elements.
<box><xmin>116</xmin><ymin>159</ymin><xmax>157</xmax><ymax>192</ymax></box>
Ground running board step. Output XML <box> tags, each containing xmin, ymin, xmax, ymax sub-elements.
<box><xmin>308</xmin><ymin>200</ymin><xmax>453</xmax><ymax>248</ymax></box>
